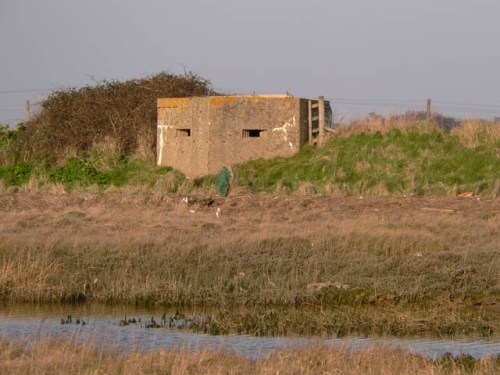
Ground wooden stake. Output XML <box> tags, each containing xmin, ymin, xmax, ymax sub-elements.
<box><xmin>308</xmin><ymin>100</ymin><xmax>313</xmax><ymax>146</ymax></box>
<box><xmin>25</xmin><ymin>100</ymin><xmax>31</xmax><ymax>124</ymax></box>
<box><xmin>427</xmin><ymin>98</ymin><xmax>432</xmax><ymax>122</ymax></box>
<box><xmin>318</xmin><ymin>96</ymin><xmax>325</xmax><ymax>146</ymax></box>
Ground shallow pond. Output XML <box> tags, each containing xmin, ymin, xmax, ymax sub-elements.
<box><xmin>0</xmin><ymin>304</ymin><xmax>498</xmax><ymax>360</ymax></box>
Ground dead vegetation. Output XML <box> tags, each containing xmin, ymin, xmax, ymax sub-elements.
<box><xmin>0</xmin><ymin>193</ymin><xmax>498</xmax><ymax>336</ymax></box>
<box><xmin>0</xmin><ymin>339</ymin><xmax>497</xmax><ymax>375</ymax></box>
<box><xmin>19</xmin><ymin>72</ymin><xmax>218</xmax><ymax>165</ymax></box>
<box><xmin>341</xmin><ymin>114</ymin><xmax>500</xmax><ymax>149</ymax></box>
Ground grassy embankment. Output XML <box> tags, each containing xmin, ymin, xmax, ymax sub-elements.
<box><xmin>1</xmin><ymin>118</ymin><xmax>499</xmax><ymax>197</ymax></box>
<box><xmin>233</xmin><ymin>118</ymin><xmax>500</xmax><ymax>197</ymax></box>
<box><xmin>0</xmin><ymin>339</ymin><xmax>498</xmax><ymax>375</ymax></box>
<box><xmin>0</xmin><ymin>71</ymin><xmax>498</xmax><ymax>196</ymax></box>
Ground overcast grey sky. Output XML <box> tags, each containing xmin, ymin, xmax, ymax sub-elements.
<box><xmin>1</xmin><ymin>0</ymin><xmax>500</xmax><ymax>124</ymax></box>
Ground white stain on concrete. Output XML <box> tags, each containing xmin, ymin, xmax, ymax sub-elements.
<box><xmin>157</xmin><ymin>110</ymin><xmax>174</xmax><ymax>165</ymax></box>
<box><xmin>272</xmin><ymin>115</ymin><xmax>296</xmax><ymax>149</ymax></box>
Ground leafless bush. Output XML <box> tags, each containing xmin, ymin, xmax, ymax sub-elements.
<box><xmin>25</xmin><ymin>72</ymin><xmax>218</xmax><ymax>165</ymax></box>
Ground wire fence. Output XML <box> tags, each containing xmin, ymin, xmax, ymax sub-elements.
<box><xmin>1</xmin><ymin>88</ymin><xmax>499</xmax><ymax>125</ymax></box>
<box><xmin>327</xmin><ymin>97</ymin><xmax>500</xmax><ymax>118</ymax></box>
<box><xmin>0</xmin><ymin>88</ymin><xmax>50</xmax><ymax>125</ymax></box>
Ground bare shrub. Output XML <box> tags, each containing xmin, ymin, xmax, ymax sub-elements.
<box><xmin>24</xmin><ymin>72</ymin><xmax>218</xmax><ymax>165</ymax></box>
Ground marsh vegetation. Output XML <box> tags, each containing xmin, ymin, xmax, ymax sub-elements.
<box><xmin>0</xmin><ymin>338</ymin><xmax>498</xmax><ymax>375</ymax></box>
<box><xmin>0</xmin><ymin>193</ymin><xmax>498</xmax><ymax>337</ymax></box>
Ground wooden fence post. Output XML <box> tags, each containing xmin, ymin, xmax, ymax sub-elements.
<box><xmin>308</xmin><ymin>100</ymin><xmax>313</xmax><ymax>146</ymax></box>
<box><xmin>427</xmin><ymin>98</ymin><xmax>432</xmax><ymax>124</ymax></box>
<box><xmin>318</xmin><ymin>96</ymin><xmax>325</xmax><ymax>146</ymax></box>
<box><xmin>25</xmin><ymin>100</ymin><xmax>31</xmax><ymax>125</ymax></box>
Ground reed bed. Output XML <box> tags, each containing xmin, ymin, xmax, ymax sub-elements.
<box><xmin>0</xmin><ymin>193</ymin><xmax>498</xmax><ymax>337</ymax></box>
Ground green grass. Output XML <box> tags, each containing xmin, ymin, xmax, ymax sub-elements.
<box><xmin>0</xmin><ymin>162</ymin><xmax>32</xmax><ymax>186</ymax></box>
<box><xmin>0</xmin><ymin>123</ymin><xmax>24</xmax><ymax>149</ymax></box>
<box><xmin>0</xmin><ymin>155</ymin><xmax>175</xmax><ymax>189</ymax></box>
<box><xmin>0</xmin><ymin>122</ymin><xmax>178</xmax><ymax>189</ymax></box>
<box><xmin>46</xmin><ymin>156</ymin><xmax>174</xmax><ymax>188</ymax></box>
<box><xmin>234</xmin><ymin>127</ymin><xmax>500</xmax><ymax>195</ymax></box>
<box><xmin>1</xmin><ymin>123</ymin><xmax>499</xmax><ymax>196</ymax></box>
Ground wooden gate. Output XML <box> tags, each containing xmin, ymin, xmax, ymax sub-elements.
<box><xmin>308</xmin><ymin>96</ymin><xmax>334</xmax><ymax>146</ymax></box>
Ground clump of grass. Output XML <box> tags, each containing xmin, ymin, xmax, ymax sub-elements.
<box><xmin>47</xmin><ymin>157</ymin><xmax>111</xmax><ymax>186</ymax></box>
<box><xmin>193</xmin><ymin>305</ymin><xmax>496</xmax><ymax>337</ymax></box>
<box><xmin>0</xmin><ymin>124</ymin><xmax>31</xmax><ymax>186</ymax></box>
<box><xmin>0</xmin><ymin>162</ymin><xmax>32</xmax><ymax>186</ymax></box>
<box><xmin>0</xmin><ymin>123</ymin><xmax>27</xmax><ymax>166</ymax></box>
<box><xmin>452</xmin><ymin>118</ymin><xmax>500</xmax><ymax>148</ymax></box>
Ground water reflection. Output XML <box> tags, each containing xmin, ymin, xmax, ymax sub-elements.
<box><xmin>0</xmin><ymin>304</ymin><xmax>498</xmax><ymax>359</ymax></box>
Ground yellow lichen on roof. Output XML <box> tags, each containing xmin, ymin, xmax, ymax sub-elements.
<box><xmin>209</xmin><ymin>96</ymin><xmax>237</xmax><ymax>107</ymax></box>
<box><xmin>158</xmin><ymin>95</ymin><xmax>295</xmax><ymax>110</ymax></box>
<box><xmin>157</xmin><ymin>98</ymin><xmax>190</xmax><ymax>109</ymax></box>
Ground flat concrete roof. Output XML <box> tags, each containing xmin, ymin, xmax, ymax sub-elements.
<box><xmin>157</xmin><ymin>95</ymin><xmax>303</xmax><ymax>108</ymax></box>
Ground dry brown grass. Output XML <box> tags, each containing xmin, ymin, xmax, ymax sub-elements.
<box><xmin>131</xmin><ymin>131</ymin><xmax>157</xmax><ymax>161</ymax></box>
<box><xmin>0</xmin><ymin>193</ymin><xmax>498</xmax><ymax>336</ymax></box>
<box><xmin>0</xmin><ymin>179</ymin><xmax>7</xmax><ymax>193</ymax></box>
<box><xmin>0</xmin><ymin>339</ymin><xmax>497</xmax><ymax>375</ymax></box>
<box><xmin>336</xmin><ymin>113</ymin><xmax>435</xmax><ymax>138</ymax></box>
<box><xmin>335</xmin><ymin>114</ymin><xmax>500</xmax><ymax>145</ymax></box>
<box><xmin>452</xmin><ymin>119</ymin><xmax>500</xmax><ymax>148</ymax></box>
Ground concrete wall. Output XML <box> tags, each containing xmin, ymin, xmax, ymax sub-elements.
<box><xmin>157</xmin><ymin>97</ymin><xmax>211</xmax><ymax>177</ymax></box>
<box><xmin>157</xmin><ymin>95</ymin><xmax>314</xmax><ymax>178</ymax></box>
